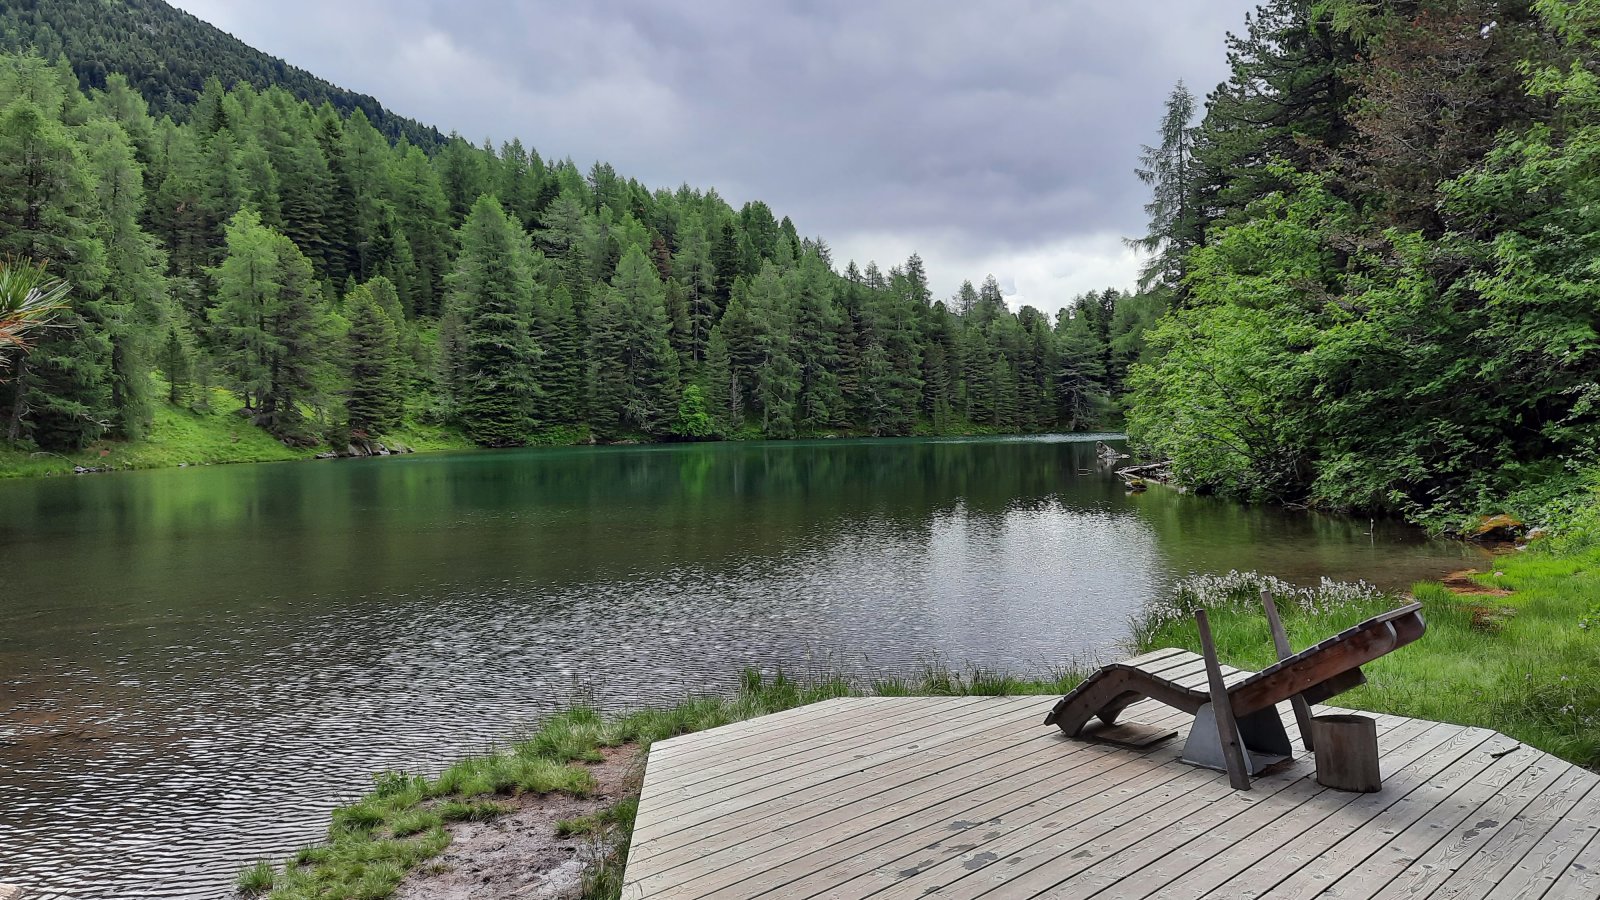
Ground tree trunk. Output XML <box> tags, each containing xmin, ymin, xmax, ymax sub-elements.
<box><xmin>6</xmin><ymin>359</ymin><xmax>28</xmax><ymax>444</ymax></box>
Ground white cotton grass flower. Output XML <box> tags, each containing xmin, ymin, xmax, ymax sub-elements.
<box><xmin>1138</xmin><ymin>569</ymin><xmax>1388</xmax><ymax>631</ymax></box>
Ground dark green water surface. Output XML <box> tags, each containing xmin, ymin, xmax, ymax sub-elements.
<box><xmin>0</xmin><ymin>435</ymin><xmax>1481</xmax><ymax>898</ymax></box>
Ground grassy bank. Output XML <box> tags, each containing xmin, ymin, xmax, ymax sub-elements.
<box><xmin>0</xmin><ymin>389</ymin><xmax>478</xmax><ymax>479</ymax></box>
<box><xmin>1132</xmin><ymin>547</ymin><xmax>1600</xmax><ymax>762</ymax></box>
<box><xmin>0</xmin><ymin>388</ymin><xmax>1081</xmax><ymax>481</ymax></box>
<box><xmin>236</xmin><ymin>668</ymin><xmax>1080</xmax><ymax>900</ymax></box>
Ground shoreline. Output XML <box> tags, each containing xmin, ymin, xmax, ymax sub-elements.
<box><xmin>237</xmin><ymin>519</ymin><xmax>1600</xmax><ymax>897</ymax></box>
<box><xmin>0</xmin><ymin>403</ymin><xmax>1118</xmax><ymax>482</ymax></box>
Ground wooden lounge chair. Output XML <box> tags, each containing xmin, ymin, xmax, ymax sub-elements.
<box><xmin>1045</xmin><ymin>598</ymin><xmax>1425</xmax><ymax>789</ymax></box>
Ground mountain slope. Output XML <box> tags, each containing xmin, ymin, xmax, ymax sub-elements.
<box><xmin>0</xmin><ymin>0</ymin><xmax>443</xmax><ymax>147</ymax></box>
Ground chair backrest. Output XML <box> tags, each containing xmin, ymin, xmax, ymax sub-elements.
<box><xmin>1226</xmin><ymin>602</ymin><xmax>1425</xmax><ymax>717</ymax></box>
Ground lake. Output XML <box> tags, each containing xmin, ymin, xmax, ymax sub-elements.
<box><xmin>0</xmin><ymin>434</ymin><xmax>1481</xmax><ymax>898</ymax></box>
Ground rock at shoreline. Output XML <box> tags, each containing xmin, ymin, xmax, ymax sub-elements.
<box><xmin>1470</xmin><ymin>513</ymin><xmax>1525</xmax><ymax>543</ymax></box>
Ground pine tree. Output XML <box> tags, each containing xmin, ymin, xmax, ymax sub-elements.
<box><xmin>672</xmin><ymin>211</ymin><xmax>718</xmax><ymax>364</ymax></box>
<box><xmin>343</xmin><ymin>284</ymin><xmax>402</xmax><ymax>435</ymax></box>
<box><xmin>588</xmin><ymin>245</ymin><xmax>678</xmax><ymax>436</ymax></box>
<box><xmin>445</xmin><ymin>195</ymin><xmax>539</xmax><ymax>446</ymax></box>
<box><xmin>0</xmin><ymin>92</ymin><xmax>113</xmax><ymax>449</ymax></box>
<box><xmin>790</xmin><ymin>256</ymin><xmax>843</xmax><ymax>430</ymax></box>
<box><xmin>85</xmin><ymin>118</ymin><xmax>167</xmax><ymax>440</ymax></box>
<box><xmin>701</xmin><ymin>325</ymin><xmax>738</xmax><ymax>431</ymax></box>
<box><xmin>1128</xmin><ymin>80</ymin><xmax>1200</xmax><ymax>292</ymax></box>
<box><xmin>159</xmin><ymin>323</ymin><xmax>192</xmax><ymax>406</ymax></box>
<box><xmin>533</xmin><ymin>284</ymin><xmax>582</xmax><ymax>423</ymax></box>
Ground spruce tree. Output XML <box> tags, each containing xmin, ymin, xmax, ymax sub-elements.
<box><xmin>343</xmin><ymin>285</ymin><xmax>402</xmax><ymax>436</ymax></box>
<box><xmin>445</xmin><ymin>195</ymin><xmax>539</xmax><ymax>446</ymax></box>
<box><xmin>588</xmin><ymin>245</ymin><xmax>678</xmax><ymax>436</ymax></box>
<box><xmin>529</xmin><ymin>283</ymin><xmax>580</xmax><ymax>424</ymax></box>
<box><xmin>1128</xmin><ymin>81</ymin><xmax>1200</xmax><ymax>293</ymax></box>
<box><xmin>159</xmin><ymin>323</ymin><xmax>192</xmax><ymax>406</ymax></box>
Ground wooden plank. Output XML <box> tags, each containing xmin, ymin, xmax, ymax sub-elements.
<box><xmin>628</xmin><ymin>705</ymin><xmax>1153</xmax><ymax>887</ymax></box>
<box><xmin>644</xmin><ymin>696</ymin><xmax>996</xmax><ymax>793</ymax></box>
<box><xmin>1545</xmin><ymin>827</ymin><xmax>1600</xmax><ymax>899</ymax></box>
<box><xmin>638</xmin><ymin>696</ymin><xmax>949</xmax><ymax>807</ymax></box>
<box><xmin>923</xmin><ymin>717</ymin><xmax>1445</xmax><ymax>900</ymax></box>
<box><xmin>646</xmin><ymin>695</ymin><xmax>914</xmax><ymax>771</ymax></box>
<box><xmin>1168</xmin><ymin>664</ymin><xmax>1253</xmax><ymax>692</ymax></box>
<box><xmin>1140</xmin><ymin>721</ymin><xmax>1492</xmax><ymax>900</ymax></box>
<box><xmin>1385</xmin><ymin>761</ymin><xmax>1593</xmax><ymax>900</ymax></box>
<box><xmin>1023</xmin><ymin>719</ymin><xmax>1449</xmax><ymax>900</ymax></box>
<box><xmin>633</xmin><ymin>698</ymin><xmax>1037</xmax><ymax>841</ymax></box>
<box><xmin>1078</xmin><ymin>719</ymin><xmax>1177</xmax><ymax>748</ymax></box>
<box><xmin>631</xmin><ymin>697</ymin><xmax>1045</xmax><ymax>849</ymax></box>
<box><xmin>632</xmin><ymin>729</ymin><xmax>1184</xmax><ymax>898</ymax></box>
<box><xmin>668</xmin><ymin>701</ymin><xmax>1203</xmax><ymax>896</ymax></box>
<box><xmin>1262</xmin><ymin>587</ymin><xmax>1315</xmax><ymax>751</ymax></box>
<box><xmin>1196</xmin><ymin>608</ymin><xmax>1251</xmax><ymax>790</ymax></box>
<box><xmin>625</xmin><ymin>693</ymin><xmax>1581</xmax><ymax>900</ymax></box>
<box><xmin>1306</xmin><ymin>747</ymin><xmax>1544</xmax><ymax>900</ymax></box>
<box><xmin>647</xmin><ymin>695</ymin><xmax>876</xmax><ymax>758</ymax></box>
<box><xmin>1227</xmin><ymin>621</ymin><xmax>1400</xmax><ymax>717</ymax></box>
<box><xmin>1126</xmin><ymin>650</ymin><xmax>1209</xmax><ymax>677</ymax></box>
<box><xmin>775</xmin><ymin>706</ymin><xmax>1373</xmax><ymax>900</ymax></box>
<box><xmin>1193</xmin><ymin>726</ymin><xmax>1513</xmax><ymax>900</ymax></box>
<box><xmin>672</xmin><ymin>711</ymin><xmax>1207</xmax><ymax>899</ymax></box>
<box><xmin>1111</xmin><ymin>646</ymin><xmax>1192</xmax><ymax>669</ymax></box>
<box><xmin>643</xmin><ymin>695</ymin><xmax>986</xmax><ymax>785</ymax></box>
<box><xmin>1478</xmin><ymin>776</ymin><xmax>1600</xmax><ymax>900</ymax></box>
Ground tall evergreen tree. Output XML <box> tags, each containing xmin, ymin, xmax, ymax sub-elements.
<box><xmin>588</xmin><ymin>245</ymin><xmax>678</xmax><ymax>436</ymax></box>
<box><xmin>208</xmin><ymin>210</ymin><xmax>326</xmax><ymax>440</ymax></box>
<box><xmin>1128</xmin><ymin>80</ymin><xmax>1200</xmax><ymax>293</ymax></box>
<box><xmin>445</xmin><ymin>195</ymin><xmax>539</xmax><ymax>446</ymax></box>
<box><xmin>0</xmin><ymin>92</ymin><xmax>112</xmax><ymax>449</ymax></box>
<box><xmin>342</xmin><ymin>284</ymin><xmax>402</xmax><ymax>436</ymax></box>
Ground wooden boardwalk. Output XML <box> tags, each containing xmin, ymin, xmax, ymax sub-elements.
<box><xmin>622</xmin><ymin>696</ymin><xmax>1600</xmax><ymax>899</ymax></box>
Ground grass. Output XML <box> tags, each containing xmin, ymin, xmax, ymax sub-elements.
<box><xmin>235</xmin><ymin>667</ymin><xmax>1080</xmax><ymax>900</ymax></box>
<box><xmin>1135</xmin><ymin>555</ymin><xmax>1600</xmax><ymax>769</ymax></box>
<box><xmin>0</xmin><ymin>389</ymin><xmax>478</xmax><ymax>479</ymax></box>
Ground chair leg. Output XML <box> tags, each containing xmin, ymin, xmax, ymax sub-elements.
<box><xmin>1196</xmin><ymin>609</ymin><xmax>1251</xmax><ymax>790</ymax></box>
<box><xmin>1261</xmin><ymin>588</ymin><xmax>1315</xmax><ymax>752</ymax></box>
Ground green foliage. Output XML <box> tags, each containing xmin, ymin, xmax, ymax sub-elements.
<box><xmin>0</xmin><ymin>32</ymin><xmax>1155</xmax><ymax>466</ymax></box>
<box><xmin>208</xmin><ymin>210</ymin><xmax>328</xmax><ymax>443</ymax></box>
<box><xmin>342</xmin><ymin>284</ymin><xmax>402</xmax><ymax>436</ymax></box>
<box><xmin>0</xmin><ymin>0</ymin><xmax>442</xmax><ymax>147</ymax></box>
<box><xmin>1138</xmin><ymin>551</ymin><xmax>1600</xmax><ymax>769</ymax></box>
<box><xmin>1124</xmin><ymin>0</ymin><xmax>1600</xmax><ymax>522</ymax></box>
<box><xmin>671</xmin><ymin>383</ymin><xmax>717</xmax><ymax>439</ymax></box>
<box><xmin>443</xmin><ymin>196</ymin><xmax>540</xmax><ymax>447</ymax></box>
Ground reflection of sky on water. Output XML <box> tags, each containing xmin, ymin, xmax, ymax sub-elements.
<box><xmin>0</xmin><ymin>435</ymin><xmax>1478</xmax><ymax>898</ymax></box>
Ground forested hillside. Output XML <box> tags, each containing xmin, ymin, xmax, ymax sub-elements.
<box><xmin>1124</xmin><ymin>0</ymin><xmax>1600</xmax><ymax>524</ymax></box>
<box><xmin>0</xmin><ymin>43</ymin><xmax>1152</xmax><ymax>462</ymax></box>
<box><xmin>0</xmin><ymin>0</ymin><xmax>441</xmax><ymax>147</ymax></box>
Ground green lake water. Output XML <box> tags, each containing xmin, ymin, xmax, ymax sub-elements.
<box><xmin>0</xmin><ymin>434</ymin><xmax>1482</xmax><ymax>898</ymax></box>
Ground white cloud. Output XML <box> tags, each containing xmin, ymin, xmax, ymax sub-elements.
<box><xmin>830</xmin><ymin>230</ymin><xmax>1141</xmax><ymax>315</ymax></box>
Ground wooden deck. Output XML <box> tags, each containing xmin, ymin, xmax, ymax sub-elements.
<box><xmin>622</xmin><ymin>696</ymin><xmax>1600</xmax><ymax>899</ymax></box>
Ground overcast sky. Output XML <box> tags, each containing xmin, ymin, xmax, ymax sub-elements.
<box><xmin>171</xmin><ymin>1</ymin><xmax>1257</xmax><ymax>313</ymax></box>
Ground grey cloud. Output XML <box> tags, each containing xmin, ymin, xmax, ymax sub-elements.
<box><xmin>175</xmin><ymin>0</ymin><xmax>1257</xmax><ymax>297</ymax></box>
